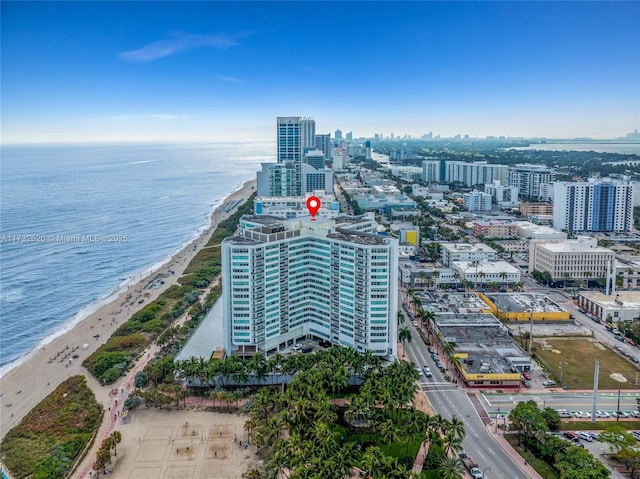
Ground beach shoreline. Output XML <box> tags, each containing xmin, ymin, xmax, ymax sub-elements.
<box><xmin>0</xmin><ymin>179</ymin><xmax>256</xmax><ymax>440</ymax></box>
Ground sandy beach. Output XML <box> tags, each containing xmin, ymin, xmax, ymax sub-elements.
<box><xmin>0</xmin><ymin>179</ymin><xmax>256</xmax><ymax>441</ymax></box>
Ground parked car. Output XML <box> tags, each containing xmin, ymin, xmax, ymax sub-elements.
<box><xmin>613</xmin><ymin>411</ymin><xmax>631</xmax><ymax>418</ymax></box>
<box><xmin>575</xmin><ymin>411</ymin><xmax>592</xmax><ymax>418</ymax></box>
<box><xmin>631</xmin><ymin>411</ymin><xmax>640</xmax><ymax>418</ymax></box>
<box><xmin>292</xmin><ymin>343</ymin><xmax>302</xmax><ymax>351</ymax></box>
<box><xmin>631</xmin><ymin>431</ymin><xmax>640</xmax><ymax>441</ymax></box>
<box><xmin>522</xmin><ymin>372</ymin><xmax>531</xmax><ymax>381</ymax></box>
<box><xmin>412</xmin><ymin>320</ymin><xmax>418</xmax><ymax>327</ymax></box>
<box><xmin>589</xmin><ymin>432</ymin><xmax>599</xmax><ymax>441</ymax></box>
<box><xmin>595</xmin><ymin>410</ymin><xmax>610</xmax><ymax>418</ymax></box>
<box><xmin>556</xmin><ymin>409</ymin><xmax>573</xmax><ymax>418</ymax></box>
<box><xmin>427</xmin><ymin>346</ymin><xmax>435</xmax><ymax>354</ymax></box>
<box><xmin>563</xmin><ymin>432</ymin><xmax>579</xmax><ymax>441</ymax></box>
<box><xmin>301</xmin><ymin>346</ymin><xmax>313</xmax><ymax>353</ymax></box>
<box><xmin>577</xmin><ymin>432</ymin><xmax>593</xmax><ymax>442</ymax></box>
<box><xmin>542</xmin><ymin>380</ymin><xmax>556</xmax><ymax>387</ymax></box>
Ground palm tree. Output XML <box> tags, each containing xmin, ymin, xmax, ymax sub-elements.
<box><xmin>398</xmin><ymin>327</ymin><xmax>412</xmax><ymax>356</ymax></box>
<box><xmin>379</xmin><ymin>419</ymin><xmax>400</xmax><ymax>446</ymax></box>
<box><xmin>439</xmin><ymin>457</ymin><xmax>465</xmax><ymax>479</ymax></box>
<box><xmin>442</xmin><ymin>429</ymin><xmax>463</xmax><ymax>457</ymax></box>
<box><xmin>109</xmin><ymin>430</ymin><xmax>122</xmax><ymax>455</ymax></box>
<box><xmin>101</xmin><ymin>435</ymin><xmax>116</xmax><ymax>456</ymax></box>
<box><xmin>499</xmin><ymin>271</ymin><xmax>508</xmax><ymax>291</ymax></box>
<box><xmin>478</xmin><ymin>271</ymin><xmax>486</xmax><ymax>289</ymax></box>
<box><xmin>93</xmin><ymin>448</ymin><xmax>111</xmax><ymax>478</ymax></box>
<box><xmin>583</xmin><ymin>270</ymin><xmax>593</xmax><ymax>289</ymax></box>
<box><xmin>448</xmin><ymin>416</ymin><xmax>465</xmax><ymax>441</ymax></box>
<box><xmin>432</xmin><ymin>269</ymin><xmax>440</xmax><ymax>292</ymax></box>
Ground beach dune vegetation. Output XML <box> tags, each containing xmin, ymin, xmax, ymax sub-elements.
<box><xmin>0</xmin><ymin>376</ymin><xmax>102</xmax><ymax>479</ymax></box>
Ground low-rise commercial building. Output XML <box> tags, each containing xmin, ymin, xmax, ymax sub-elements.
<box><xmin>451</xmin><ymin>261</ymin><xmax>521</xmax><ymax>287</ymax></box>
<box><xmin>515</xmin><ymin>222</ymin><xmax>567</xmax><ymax>240</ymax></box>
<box><xmin>440</xmin><ymin>243</ymin><xmax>497</xmax><ymax>266</ymax></box>
<box><xmin>519</xmin><ymin>202</ymin><xmax>554</xmax><ymax>216</ymax></box>
<box><xmin>477</xmin><ymin>292</ymin><xmax>570</xmax><ymax>322</ymax></box>
<box><xmin>254</xmin><ymin>193</ymin><xmax>341</xmax><ymax>219</ymax></box>
<box><xmin>528</xmin><ymin>236</ymin><xmax>615</xmax><ymax>281</ymax></box>
<box><xmin>577</xmin><ymin>291</ymin><xmax>640</xmax><ymax>323</ymax></box>
<box><xmin>398</xmin><ymin>260</ymin><xmax>458</xmax><ymax>289</ymax></box>
<box><xmin>472</xmin><ymin>221</ymin><xmax>518</xmax><ymax>238</ymax></box>
<box><xmin>433</xmin><ymin>313</ymin><xmax>529</xmax><ymax>388</ymax></box>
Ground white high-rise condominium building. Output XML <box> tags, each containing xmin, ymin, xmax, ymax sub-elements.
<box><xmin>553</xmin><ymin>179</ymin><xmax>634</xmax><ymax>234</ymax></box>
<box><xmin>222</xmin><ymin>215</ymin><xmax>398</xmax><ymax>359</ymax></box>
<box><xmin>277</xmin><ymin>116</ymin><xmax>303</xmax><ymax>163</ymax></box>
<box><xmin>507</xmin><ymin>164</ymin><xmax>556</xmax><ymax>199</ymax></box>
<box><xmin>444</xmin><ymin>161</ymin><xmax>508</xmax><ymax>187</ymax></box>
<box><xmin>463</xmin><ymin>190</ymin><xmax>492</xmax><ymax>211</ymax></box>
<box><xmin>422</xmin><ymin>160</ymin><xmax>442</xmax><ymax>183</ymax></box>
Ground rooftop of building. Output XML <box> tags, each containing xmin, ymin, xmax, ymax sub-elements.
<box><xmin>454</xmin><ymin>261</ymin><xmax>520</xmax><ymax>274</ymax></box>
<box><xmin>434</xmin><ymin>313</ymin><xmax>527</xmax><ymax>374</ymax></box>
<box><xmin>441</xmin><ymin>243</ymin><xmax>496</xmax><ymax>253</ymax></box>
<box><xmin>483</xmin><ymin>292</ymin><xmax>567</xmax><ymax>313</ymax></box>
<box><xmin>538</xmin><ymin>239</ymin><xmax>614</xmax><ymax>254</ymax></box>
<box><xmin>440</xmin><ymin>293</ymin><xmax>493</xmax><ymax>313</ymax></box>
<box><xmin>579</xmin><ymin>291</ymin><xmax>640</xmax><ymax>309</ymax></box>
<box><xmin>328</xmin><ymin>227</ymin><xmax>388</xmax><ymax>246</ymax></box>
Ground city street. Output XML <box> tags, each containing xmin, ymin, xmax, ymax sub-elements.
<box><xmin>400</xmin><ymin>309</ymin><xmax>530</xmax><ymax>479</ymax></box>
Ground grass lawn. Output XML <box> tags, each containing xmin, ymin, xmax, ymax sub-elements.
<box><xmin>534</xmin><ymin>338</ymin><xmax>640</xmax><ymax>389</ymax></box>
<box><xmin>504</xmin><ymin>434</ymin><xmax>559</xmax><ymax>479</ymax></box>
<box><xmin>559</xmin><ymin>420</ymin><xmax>640</xmax><ymax>431</ymax></box>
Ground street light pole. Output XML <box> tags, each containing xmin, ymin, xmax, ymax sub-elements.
<box><xmin>617</xmin><ymin>388</ymin><xmax>621</xmax><ymax>422</ymax></box>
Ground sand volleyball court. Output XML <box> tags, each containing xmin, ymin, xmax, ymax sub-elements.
<box><xmin>104</xmin><ymin>408</ymin><xmax>261</xmax><ymax>479</ymax></box>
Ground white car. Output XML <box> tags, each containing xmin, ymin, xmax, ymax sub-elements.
<box><xmin>595</xmin><ymin>410</ymin><xmax>610</xmax><ymax>418</ymax></box>
<box><xmin>577</xmin><ymin>432</ymin><xmax>593</xmax><ymax>442</ymax></box>
<box><xmin>292</xmin><ymin>344</ymin><xmax>302</xmax><ymax>351</ymax></box>
<box><xmin>412</xmin><ymin>320</ymin><xmax>418</xmax><ymax>327</ymax></box>
<box><xmin>631</xmin><ymin>411</ymin><xmax>640</xmax><ymax>418</ymax></box>
<box><xmin>556</xmin><ymin>409</ymin><xmax>573</xmax><ymax>418</ymax></box>
<box><xmin>575</xmin><ymin>411</ymin><xmax>592</xmax><ymax>418</ymax></box>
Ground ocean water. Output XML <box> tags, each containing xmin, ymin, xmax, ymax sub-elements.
<box><xmin>0</xmin><ymin>142</ymin><xmax>274</xmax><ymax>375</ymax></box>
<box><xmin>510</xmin><ymin>142</ymin><xmax>640</xmax><ymax>155</ymax></box>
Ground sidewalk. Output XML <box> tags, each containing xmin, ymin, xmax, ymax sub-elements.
<box><xmin>485</xmin><ymin>420</ymin><xmax>543</xmax><ymax>479</ymax></box>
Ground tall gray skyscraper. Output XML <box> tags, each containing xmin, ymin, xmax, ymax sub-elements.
<box><xmin>301</xmin><ymin>118</ymin><xmax>316</xmax><ymax>152</ymax></box>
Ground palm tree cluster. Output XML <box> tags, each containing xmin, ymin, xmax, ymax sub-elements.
<box><xmin>92</xmin><ymin>430</ymin><xmax>122</xmax><ymax>478</ymax></box>
<box><xmin>238</xmin><ymin>347</ymin><xmax>467</xmax><ymax>479</ymax></box>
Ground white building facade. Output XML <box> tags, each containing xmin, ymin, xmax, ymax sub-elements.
<box><xmin>507</xmin><ymin>164</ymin><xmax>555</xmax><ymax>199</ymax></box>
<box><xmin>463</xmin><ymin>190</ymin><xmax>492</xmax><ymax>211</ymax></box>
<box><xmin>552</xmin><ymin>179</ymin><xmax>634</xmax><ymax>234</ymax></box>
<box><xmin>528</xmin><ymin>237</ymin><xmax>615</xmax><ymax>281</ymax></box>
<box><xmin>440</xmin><ymin>243</ymin><xmax>497</xmax><ymax>266</ymax></box>
<box><xmin>222</xmin><ymin>216</ymin><xmax>398</xmax><ymax>359</ymax></box>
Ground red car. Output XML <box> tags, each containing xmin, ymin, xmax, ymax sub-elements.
<box><xmin>522</xmin><ymin>372</ymin><xmax>531</xmax><ymax>380</ymax></box>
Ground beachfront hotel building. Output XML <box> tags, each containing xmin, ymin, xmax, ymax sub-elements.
<box><xmin>222</xmin><ymin>215</ymin><xmax>399</xmax><ymax>360</ymax></box>
<box><xmin>552</xmin><ymin>179</ymin><xmax>634</xmax><ymax>234</ymax></box>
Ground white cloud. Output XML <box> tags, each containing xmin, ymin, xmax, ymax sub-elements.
<box><xmin>119</xmin><ymin>31</ymin><xmax>237</xmax><ymax>62</ymax></box>
<box><xmin>214</xmin><ymin>74</ymin><xmax>244</xmax><ymax>83</ymax></box>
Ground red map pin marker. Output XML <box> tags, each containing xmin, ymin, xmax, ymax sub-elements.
<box><xmin>306</xmin><ymin>196</ymin><xmax>321</xmax><ymax>220</ymax></box>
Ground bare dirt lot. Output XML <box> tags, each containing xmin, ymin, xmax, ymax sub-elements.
<box><xmin>105</xmin><ymin>408</ymin><xmax>262</xmax><ymax>479</ymax></box>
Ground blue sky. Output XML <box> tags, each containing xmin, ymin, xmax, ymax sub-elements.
<box><xmin>2</xmin><ymin>1</ymin><xmax>639</xmax><ymax>143</ymax></box>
